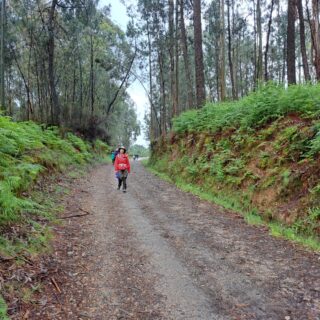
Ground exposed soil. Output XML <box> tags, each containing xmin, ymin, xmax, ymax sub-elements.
<box><xmin>9</xmin><ymin>162</ymin><xmax>320</xmax><ymax>319</ymax></box>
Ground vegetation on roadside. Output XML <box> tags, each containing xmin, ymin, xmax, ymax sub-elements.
<box><xmin>129</xmin><ymin>144</ymin><xmax>150</xmax><ymax>158</ymax></box>
<box><xmin>0</xmin><ymin>116</ymin><xmax>110</xmax><ymax>317</ymax></box>
<box><xmin>0</xmin><ymin>295</ymin><xmax>9</xmax><ymax>320</ymax></box>
<box><xmin>145</xmin><ymin>162</ymin><xmax>320</xmax><ymax>251</ymax></box>
<box><xmin>150</xmin><ymin>84</ymin><xmax>320</xmax><ymax>250</ymax></box>
<box><xmin>0</xmin><ymin>116</ymin><xmax>109</xmax><ymax>228</ymax></box>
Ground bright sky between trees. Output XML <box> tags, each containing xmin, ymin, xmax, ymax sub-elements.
<box><xmin>99</xmin><ymin>0</ymin><xmax>149</xmax><ymax>148</ymax></box>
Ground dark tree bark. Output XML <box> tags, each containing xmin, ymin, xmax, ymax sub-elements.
<box><xmin>264</xmin><ymin>0</ymin><xmax>275</xmax><ymax>81</ymax></box>
<box><xmin>296</xmin><ymin>0</ymin><xmax>311</xmax><ymax>81</ymax></box>
<box><xmin>48</xmin><ymin>0</ymin><xmax>61</xmax><ymax>125</ymax></box>
<box><xmin>89</xmin><ymin>33</ymin><xmax>94</xmax><ymax>117</ymax></box>
<box><xmin>193</xmin><ymin>0</ymin><xmax>206</xmax><ymax>107</ymax></box>
<box><xmin>180</xmin><ymin>0</ymin><xmax>193</xmax><ymax>109</ymax></box>
<box><xmin>256</xmin><ymin>0</ymin><xmax>263</xmax><ymax>83</ymax></box>
<box><xmin>227</xmin><ymin>0</ymin><xmax>236</xmax><ymax>99</ymax></box>
<box><xmin>158</xmin><ymin>49</ymin><xmax>167</xmax><ymax>134</ymax></box>
<box><xmin>175</xmin><ymin>0</ymin><xmax>180</xmax><ymax>114</ymax></box>
<box><xmin>311</xmin><ymin>0</ymin><xmax>320</xmax><ymax>80</ymax></box>
<box><xmin>287</xmin><ymin>0</ymin><xmax>296</xmax><ymax>84</ymax></box>
<box><xmin>219</xmin><ymin>0</ymin><xmax>226</xmax><ymax>100</ymax></box>
<box><xmin>168</xmin><ymin>0</ymin><xmax>176</xmax><ymax>119</ymax></box>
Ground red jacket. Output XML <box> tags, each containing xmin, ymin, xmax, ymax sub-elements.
<box><xmin>114</xmin><ymin>153</ymin><xmax>131</xmax><ymax>173</ymax></box>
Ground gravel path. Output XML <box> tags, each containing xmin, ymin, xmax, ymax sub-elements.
<box><xmin>29</xmin><ymin>162</ymin><xmax>320</xmax><ymax>320</ymax></box>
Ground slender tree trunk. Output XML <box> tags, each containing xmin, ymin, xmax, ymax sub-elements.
<box><xmin>0</xmin><ymin>0</ymin><xmax>5</xmax><ymax>112</ymax></box>
<box><xmin>227</xmin><ymin>0</ymin><xmax>236</xmax><ymax>99</ymax></box>
<box><xmin>219</xmin><ymin>0</ymin><xmax>226</xmax><ymax>100</ymax></box>
<box><xmin>264</xmin><ymin>0</ymin><xmax>275</xmax><ymax>81</ymax></box>
<box><xmin>253</xmin><ymin>0</ymin><xmax>257</xmax><ymax>88</ymax></box>
<box><xmin>287</xmin><ymin>0</ymin><xmax>296</xmax><ymax>84</ymax></box>
<box><xmin>256</xmin><ymin>0</ymin><xmax>263</xmax><ymax>83</ymax></box>
<box><xmin>312</xmin><ymin>0</ymin><xmax>320</xmax><ymax>80</ymax></box>
<box><xmin>35</xmin><ymin>54</ymin><xmax>43</xmax><ymax>122</ymax></box>
<box><xmin>89</xmin><ymin>33</ymin><xmax>94</xmax><ymax>117</ymax></box>
<box><xmin>175</xmin><ymin>0</ymin><xmax>180</xmax><ymax>114</ymax></box>
<box><xmin>168</xmin><ymin>0</ymin><xmax>176</xmax><ymax>120</ymax></box>
<box><xmin>158</xmin><ymin>49</ymin><xmax>166</xmax><ymax>135</ymax></box>
<box><xmin>147</xmin><ymin>22</ymin><xmax>157</xmax><ymax>140</ymax></box>
<box><xmin>296</xmin><ymin>0</ymin><xmax>311</xmax><ymax>81</ymax></box>
<box><xmin>193</xmin><ymin>0</ymin><xmax>206</xmax><ymax>107</ymax></box>
<box><xmin>48</xmin><ymin>0</ymin><xmax>60</xmax><ymax>125</ymax></box>
<box><xmin>180</xmin><ymin>0</ymin><xmax>193</xmax><ymax>109</ymax></box>
<box><xmin>232</xmin><ymin>2</ymin><xmax>238</xmax><ymax>97</ymax></box>
<box><xmin>79</xmin><ymin>55</ymin><xmax>83</xmax><ymax>126</ymax></box>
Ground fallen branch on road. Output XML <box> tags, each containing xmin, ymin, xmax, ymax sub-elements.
<box><xmin>59</xmin><ymin>208</ymin><xmax>91</xmax><ymax>219</ymax></box>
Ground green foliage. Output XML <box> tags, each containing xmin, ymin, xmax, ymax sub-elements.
<box><xmin>0</xmin><ymin>295</ymin><xmax>8</xmax><ymax>320</ymax></box>
<box><xmin>308</xmin><ymin>132</ymin><xmax>320</xmax><ymax>156</ymax></box>
<box><xmin>129</xmin><ymin>144</ymin><xmax>150</xmax><ymax>157</ymax></box>
<box><xmin>173</xmin><ymin>83</ymin><xmax>320</xmax><ymax>135</ymax></box>
<box><xmin>152</xmin><ymin>83</ymin><xmax>320</xmax><ymax>250</ymax></box>
<box><xmin>147</xmin><ymin>162</ymin><xmax>320</xmax><ymax>251</ymax></box>
<box><xmin>0</xmin><ymin>116</ymin><xmax>109</xmax><ymax>227</ymax></box>
<box><xmin>291</xmin><ymin>207</ymin><xmax>320</xmax><ymax>237</ymax></box>
<box><xmin>94</xmin><ymin>139</ymin><xmax>111</xmax><ymax>154</ymax></box>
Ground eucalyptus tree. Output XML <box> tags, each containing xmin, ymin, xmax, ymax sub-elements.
<box><xmin>5</xmin><ymin>0</ymin><xmax>140</xmax><ymax>143</ymax></box>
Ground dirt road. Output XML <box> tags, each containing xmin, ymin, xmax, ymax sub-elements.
<box><xmin>31</xmin><ymin>162</ymin><xmax>320</xmax><ymax>320</ymax></box>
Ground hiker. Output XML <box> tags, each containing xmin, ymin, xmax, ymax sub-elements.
<box><xmin>111</xmin><ymin>145</ymin><xmax>121</xmax><ymax>165</ymax></box>
<box><xmin>114</xmin><ymin>146</ymin><xmax>131</xmax><ymax>193</ymax></box>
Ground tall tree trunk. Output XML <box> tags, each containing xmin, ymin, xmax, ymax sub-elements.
<box><xmin>219</xmin><ymin>0</ymin><xmax>226</xmax><ymax>101</ymax></box>
<box><xmin>287</xmin><ymin>0</ymin><xmax>296</xmax><ymax>84</ymax></box>
<box><xmin>0</xmin><ymin>0</ymin><xmax>5</xmax><ymax>112</ymax></box>
<box><xmin>79</xmin><ymin>55</ymin><xmax>83</xmax><ymax>127</ymax></box>
<box><xmin>168</xmin><ymin>0</ymin><xmax>176</xmax><ymax>119</ymax></box>
<box><xmin>48</xmin><ymin>0</ymin><xmax>60</xmax><ymax>125</ymax></box>
<box><xmin>312</xmin><ymin>0</ymin><xmax>320</xmax><ymax>80</ymax></box>
<box><xmin>147</xmin><ymin>21</ymin><xmax>158</xmax><ymax>140</ymax></box>
<box><xmin>227</xmin><ymin>0</ymin><xmax>236</xmax><ymax>99</ymax></box>
<box><xmin>253</xmin><ymin>0</ymin><xmax>257</xmax><ymax>88</ymax></box>
<box><xmin>89</xmin><ymin>33</ymin><xmax>94</xmax><ymax>117</ymax></box>
<box><xmin>296</xmin><ymin>0</ymin><xmax>311</xmax><ymax>81</ymax></box>
<box><xmin>193</xmin><ymin>0</ymin><xmax>206</xmax><ymax>107</ymax></box>
<box><xmin>256</xmin><ymin>0</ymin><xmax>263</xmax><ymax>83</ymax></box>
<box><xmin>175</xmin><ymin>0</ymin><xmax>180</xmax><ymax>114</ymax></box>
<box><xmin>180</xmin><ymin>0</ymin><xmax>193</xmax><ymax>109</ymax></box>
<box><xmin>264</xmin><ymin>0</ymin><xmax>275</xmax><ymax>81</ymax></box>
<box><xmin>158</xmin><ymin>49</ymin><xmax>166</xmax><ymax>135</ymax></box>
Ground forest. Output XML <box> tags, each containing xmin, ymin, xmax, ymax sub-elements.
<box><xmin>130</xmin><ymin>0</ymin><xmax>320</xmax><ymax>140</ymax></box>
<box><xmin>1</xmin><ymin>1</ymin><xmax>320</xmax><ymax>318</ymax></box>
<box><xmin>2</xmin><ymin>1</ymin><xmax>320</xmax><ymax>144</ymax></box>
<box><xmin>0</xmin><ymin>0</ymin><xmax>140</xmax><ymax>147</ymax></box>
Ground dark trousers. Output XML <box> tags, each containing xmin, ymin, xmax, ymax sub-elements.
<box><xmin>118</xmin><ymin>170</ymin><xmax>128</xmax><ymax>190</ymax></box>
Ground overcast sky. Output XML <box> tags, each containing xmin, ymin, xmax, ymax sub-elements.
<box><xmin>98</xmin><ymin>0</ymin><xmax>149</xmax><ymax>148</ymax></box>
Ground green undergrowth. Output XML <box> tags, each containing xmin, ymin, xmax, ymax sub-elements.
<box><xmin>145</xmin><ymin>162</ymin><xmax>320</xmax><ymax>251</ymax></box>
<box><xmin>0</xmin><ymin>295</ymin><xmax>9</xmax><ymax>320</ymax></box>
<box><xmin>0</xmin><ymin>116</ymin><xmax>110</xmax><ymax>317</ymax></box>
<box><xmin>173</xmin><ymin>83</ymin><xmax>320</xmax><ymax>136</ymax></box>
<box><xmin>0</xmin><ymin>116</ymin><xmax>109</xmax><ymax>225</ymax></box>
<box><xmin>151</xmin><ymin>83</ymin><xmax>320</xmax><ymax>251</ymax></box>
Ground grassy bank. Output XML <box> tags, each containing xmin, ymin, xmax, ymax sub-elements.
<box><xmin>0</xmin><ymin>116</ymin><xmax>110</xmax><ymax>316</ymax></box>
<box><xmin>151</xmin><ymin>83</ymin><xmax>320</xmax><ymax>250</ymax></box>
<box><xmin>145</xmin><ymin>162</ymin><xmax>320</xmax><ymax>251</ymax></box>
